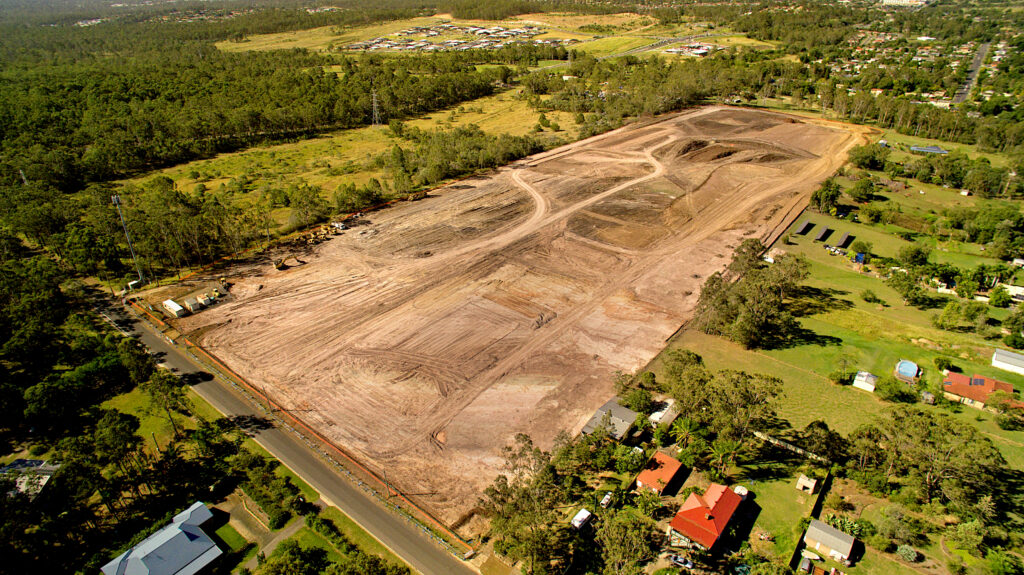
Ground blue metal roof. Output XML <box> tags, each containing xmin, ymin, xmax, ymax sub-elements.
<box><xmin>102</xmin><ymin>502</ymin><xmax>221</xmax><ymax>575</ymax></box>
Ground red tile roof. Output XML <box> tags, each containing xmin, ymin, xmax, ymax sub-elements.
<box><xmin>943</xmin><ymin>372</ymin><xmax>1017</xmax><ymax>405</ymax></box>
<box><xmin>669</xmin><ymin>483</ymin><xmax>742</xmax><ymax>549</ymax></box>
<box><xmin>635</xmin><ymin>452</ymin><xmax>683</xmax><ymax>494</ymax></box>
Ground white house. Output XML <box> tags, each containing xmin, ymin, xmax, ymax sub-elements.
<box><xmin>162</xmin><ymin>299</ymin><xmax>187</xmax><ymax>318</ymax></box>
<box><xmin>852</xmin><ymin>371</ymin><xmax>878</xmax><ymax>393</ymax></box>
<box><xmin>992</xmin><ymin>349</ymin><xmax>1024</xmax><ymax>376</ymax></box>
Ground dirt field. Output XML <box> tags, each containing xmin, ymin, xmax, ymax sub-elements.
<box><xmin>174</xmin><ymin>106</ymin><xmax>868</xmax><ymax>532</ymax></box>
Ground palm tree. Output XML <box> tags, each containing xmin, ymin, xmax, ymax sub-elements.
<box><xmin>670</xmin><ymin>417</ymin><xmax>699</xmax><ymax>448</ymax></box>
<box><xmin>710</xmin><ymin>438</ymin><xmax>741</xmax><ymax>477</ymax></box>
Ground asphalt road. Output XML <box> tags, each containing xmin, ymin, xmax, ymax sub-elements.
<box><xmin>97</xmin><ymin>297</ymin><xmax>476</xmax><ymax>575</ymax></box>
<box><xmin>953</xmin><ymin>41</ymin><xmax>991</xmax><ymax>104</ymax></box>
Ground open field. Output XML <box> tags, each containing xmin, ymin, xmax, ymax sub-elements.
<box><xmin>165</xmin><ymin>106</ymin><xmax>865</xmax><ymax>531</ymax></box>
<box><xmin>118</xmin><ymin>91</ymin><xmax>576</xmax><ymax>233</ymax></box>
<box><xmin>650</xmin><ymin>195</ymin><xmax>1024</xmax><ymax>465</ymax></box>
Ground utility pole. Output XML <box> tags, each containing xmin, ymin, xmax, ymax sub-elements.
<box><xmin>112</xmin><ymin>194</ymin><xmax>144</xmax><ymax>285</ymax></box>
<box><xmin>371</xmin><ymin>89</ymin><xmax>382</xmax><ymax>127</ymax></box>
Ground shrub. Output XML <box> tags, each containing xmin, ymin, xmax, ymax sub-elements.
<box><xmin>1004</xmin><ymin>333</ymin><xmax>1024</xmax><ymax>350</ymax></box>
<box><xmin>896</xmin><ymin>545</ymin><xmax>920</xmax><ymax>562</ymax></box>
<box><xmin>933</xmin><ymin>357</ymin><xmax>954</xmax><ymax>371</ymax></box>
<box><xmin>876</xmin><ymin>376</ymin><xmax>917</xmax><ymax>403</ymax></box>
<box><xmin>860</xmin><ymin>289</ymin><xmax>883</xmax><ymax>304</ymax></box>
<box><xmin>867</xmin><ymin>534</ymin><xmax>895</xmax><ymax>553</ymax></box>
<box><xmin>828</xmin><ymin>370</ymin><xmax>853</xmax><ymax>385</ymax></box>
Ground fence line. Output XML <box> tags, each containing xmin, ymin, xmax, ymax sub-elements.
<box><xmin>752</xmin><ymin>430</ymin><xmax>828</xmax><ymax>463</ymax></box>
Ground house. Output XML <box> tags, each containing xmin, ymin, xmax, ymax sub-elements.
<box><xmin>942</xmin><ymin>372</ymin><xmax>1020</xmax><ymax>411</ymax></box>
<box><xmin>804</xmin><ymin>519</ymin><xmax>856</xmax><ymax>564</ymax></box>
<box><xmin>570</xmin><ymin>508</ymin><xmax>592</xmax><ymax>529</ymax></box>
<box><xmin>666</xmin><ymin>483</ymin><xmax>743</xmax><ymax>550</ymax></box>
<box><xmin>635</xmin><ymin>452</ymin><xmax>684</xmax><ymax>495</ymax></box>
<box><xmin>910</xmin><ymin>145</ymin><xmax>948</xmax><ymax>155</ymax></box>
<box><xmin>796</xmin><ymin>474</ymin><xmax>818</xmax><ymax>494</ymax></box>
<box><xmin>852</xmin><ymin>371</ymin><xmax>878</xmax><ymax>393</ymax></box>
<box><xmin>894</xmin><ymin>359</ymin><xmax>920</xmax><ymax>384</ymax></box>
<box><xmin>1</xmin><ymin>459</ymin><xmax>60</xmax><ymax>500</ymax></box>
<box><xmin>102</xmin><ymin>502</ymin><xmax>222</xmax><ymax>575</ymax></box>
<box><xmin>581</xmin><ymin>398</ymin><xmax>638</xmax><ymax>441</ymax></box>
<box><xmin>992</xmin><ymin>348</ymin><xmax>1024</xmax><ymax>376</ymax></box>
<box><xmin>649</xmin><ymin>399</ymin><xmax>680</xmax><ymax>427</ymax></box>
<box><xmin>162</xmin><ymin>299</ymin><xmax>187</xmax><ymax>318</ymax></box>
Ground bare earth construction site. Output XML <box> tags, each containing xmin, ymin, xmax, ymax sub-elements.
<box><xmin>177</xmin><ymin>106</ymin><xmax>867</xmax><ymax>532</ymax></box>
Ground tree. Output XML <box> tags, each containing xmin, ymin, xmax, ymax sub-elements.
<box><xmin>256</xmin><ymin>540</ymin><xmax>328</xmax><ymax>575</ymax></box>
<box><xmin>811</xmin><ymin>178</ymin><xmax>841</xmax><ymax>212</ymax></box>
<box><xmin>706</xmin><ymin>370</ymin><xmax>781</xmax><ymax>442</ymax></box>
<box><xmin>989</xmin><ymin>285</ymin><xmax>1012</xmax><ymax>308</ymax></box>
<box><xmin>875</xmin><ymin>376</ymin><xmax>916</xmax><ymax>403</ymax></box>
<box><xmin>670</xmin><ymin>417</ymin><xmax>701</xmax><ymax>448</ymax></box>
<box><xmin>595</xmin><ymin>510</ymin><xmax>658</xmax><ymax>575</ymax></box>
<box><xmin>850</xmin><ymin>240</ymin><xmax>873</xmax><ymax>259</ymax></box>
<box><xmin>479</xmin><ymin>434</ymin><xmax>560</xmax><ymax>574</ymax></box>
<box><xmin>620</xmin><ymin>388</ymin><xmax>653</xmax><ymax>414</ymax></box>
<box><xmin>847</xmin><ymin>179</ymin><xmax>874</xmax><ymax>203</ymax></box>
<box><xmin>887</xmin><ymin>271</ymin><xmax>926</xmax><ymax>306</ymax></box>
<box><xmin>897</xmin><ymin>245</ymin><xmax>931</xmax><ymax>267</ymax></box>
<box><xmin>727</xmin><ymin>238</ymin><xmax>766</xmax><ymax>278</ymax></box>
<box><xmin>709</xmin><ymin>438</ymin><xmax>741</xmax><ymax>477</ymax></box>
<box><xmin>802</xmin><ymin>420</ymin><xmax>846</xmax><ymax>462</ymax></box>
<box><xmin>287</xmin><ymin>184</ymin><xmax>329</xmax><ymax>229</ymax></box>
<box><xmin>955</xmin><ymin>276</ymin><xmax>980</xmax><ymax>299</ymax></box>
<box><xmin>140</xmin><ymin>369</ymin><xmax>191</xmax><ymax>437</ymax></box>
<box><xmin>848</xmin><ymin>144</ymin><xmax>890</xmax><ymax>171</ymax></box>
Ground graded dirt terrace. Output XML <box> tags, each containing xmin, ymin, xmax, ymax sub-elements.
<box><xmin>175</xmin><ymin>106</ymin><xmax>867</xmax><ymax>531</ymax></box>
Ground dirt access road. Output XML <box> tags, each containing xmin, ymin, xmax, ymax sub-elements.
<box><xmin>175</xmin><ymin>106</ymin><xmax>869</xmax><ymax>534</ymax></box>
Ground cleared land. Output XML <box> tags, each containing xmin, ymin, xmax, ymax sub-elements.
<box><xmin>173</xmin><ymin>106</ymin><xmax>866</xmax><ymax>531</ymax></box>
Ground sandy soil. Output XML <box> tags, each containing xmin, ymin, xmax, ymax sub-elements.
<box><xmin>174</xmin><ymin>106</ymin><xmax>869</xmax><ymax>532</ymax></box>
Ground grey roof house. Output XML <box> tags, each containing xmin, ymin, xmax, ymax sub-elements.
<box><xmin>102</xmin><ymin>502</ymin><xmax>222</xmax><ymax>575</ymax></box>
<box><xmin>581</xmin><ymin>398</ymin><xmax>638</xmax><ymax>441</ymax></box>
<box><xmin>804</xmin><ymin>519</ymin><xmax>856</xmax><ymax>564</ymax></box>
<box><xmin>992</xmin><ymin>348</ymin><xmax>1024</xmax><ymax>376</ymax></box>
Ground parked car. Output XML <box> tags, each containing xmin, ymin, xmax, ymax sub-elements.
<box><xmin>668</xmin><ymin>555</ymin><xmax>694</xmax><ymax>569</ymax></box>
<box><xmin>600</xmin><ymin>492</ymin><xmax>613</xmax><ymax>508</ymax></box>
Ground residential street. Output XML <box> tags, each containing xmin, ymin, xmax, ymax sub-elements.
<box><xmin>95</xmin><ymin>294</ymin><xmax>477</xmax><ymax>575</ymax></box>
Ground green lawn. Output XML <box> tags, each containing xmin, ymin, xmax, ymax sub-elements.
<box><xmin>734</xmin><ymin>470</ymin><xmax>815</xmax><ymax>558</ymax></box>
<box><xmin>572</xmin><ymin>35</ymin><xmax>657</xmax><ymax>57</ymax></box>
<box><xmin>651</xmin><ymin>214</ymin><xmax>1024</xmax><ymax>467</ymax></box>
<box><xmin>101</xmin><ymin>388</ymin><xmax>218</xmax><ymax>452</ymax></box>
<box><xmin>286</xmin><ymin>527</ymin><xmax>346</xmax><ymax>563</ymax></box>
<box><xmin>214</xmin><ymin>522</ymin><xmax>249</xmax><ymax>552</ymax></box>
<box><xmin>880</xmin><ymin>128</ymin><xmax>1012</xmax><ymax>169</ymax></box>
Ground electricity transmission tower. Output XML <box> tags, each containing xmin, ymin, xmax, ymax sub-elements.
<box><xmin>371</xmin><ymin>89</ymin><xmax>382</xmax><ymax>126</ymax></box>
<box><xmin>112</xmin><ymin>194</ymin><xmax>144</xmax><ymax>285</ymax></box>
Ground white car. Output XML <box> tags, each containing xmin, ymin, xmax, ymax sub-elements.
<box><xmin>668</xmin><ymin>554</ymin><xmax>694</xmax><ymax>569</ymax></box>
